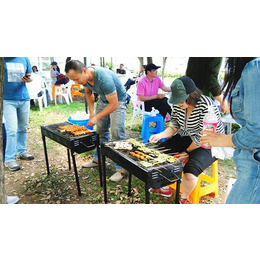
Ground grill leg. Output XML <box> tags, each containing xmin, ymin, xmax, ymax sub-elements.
<box><xmin>102</xmin><ymin>154</ymin><xmax>108</xmax><ymax>203</ymax></box>
<box><xmin>71</xmin><ymin>150</ymin><xmax>82</xmax><ymax>196</ymax></box>
<box><xmin>175</xmin><ymin>179</ymin><xmax>181</xmax><ymax>204</ymax></box>
<box><xmin>145</xmin><ymin>182</ymin><xmax>150</xmax><ymax>204</ymax></box>
<box><xmin>42</xmin><ymin>134</ymin><xmax>50</xmax><ymax>175</ymax></box>
<box><xmin>128</xmin><ymin>172</ymin><xmax>132</xmax><ymax>197</ymax></box>
<box><xmin>67</xmin><ymin>149</ymin><xmax>71</xmax><ymax>170</ymax></box>
<box><xmin>97</xmin><ymin>145</ymin><xmax>103</xmax><ymax>187</ymax></box>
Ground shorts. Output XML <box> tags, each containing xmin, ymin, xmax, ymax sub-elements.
<box><xmin>158</xmin><ymin>135</ymin><xmax>216</xmax><ymax>177</ymax></box>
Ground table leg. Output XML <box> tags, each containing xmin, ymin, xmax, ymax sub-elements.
<box><xmin>42</xmin><ymin>134</ymin><xmax>50</xmax><ymax>175</ymax></box>
<box><xmin>71</xmin><ymin>150</ymin><xmax>82</xmax><ymax>196</ymax></box>
<box><xmin>102</xmin><ymin>154</ymin><xmax>108</xmax><ymax>203</ymax></box>
<box><xmin>67</xmin><ymin>149</ymin><xmax>71</xmax><ymax>170</ymax></box>
<box><xmin>175</xmin><ymin>179</ymin><xmax>181</xmax><ymax>204</ymax></box>
<box><xmin>145</xmin><ymin>182</ymin><xmax>150</xmax><ymax>204</ymax></box>
<box><xmin>128</xmin><ymin>171</ymin><xmax>132</xmax><ymax>197</ymax></box>
<box><xmin>97</xmin><ymin>145</ymin><xmax>103</xmax><ymax>187</ymax></box>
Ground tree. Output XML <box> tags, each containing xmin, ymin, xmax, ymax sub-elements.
<box><xmin>147</xmin><ymin>57</ymin><xmax>153</xmax><ymax>64</ymax></box>
<box><xmin>161</xmin><ymin>57</ymin><xmax>167</xmax><ymax>82</ymax></box>
<box><xmin>138</xmin><ymin>57</ymin><xmax>144</xmax><ymax>71</ymax></box>
<box><xmin>0</xmin><ymin>57</ymin><xmax>6</xmax><ymax>204</ymax></box>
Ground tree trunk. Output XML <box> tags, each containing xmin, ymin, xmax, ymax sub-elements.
<box><xmin>111</xmin><ymin>57</ymin><xmax>113</xmax><ymax>71</ymax></box>
<box><xmin>0</xmin><ymin>57</ymin><xmax>6</xmax><ymax>204</ymax></box>
<box><xmin>162</xmin><ymin>57</ymin><xmax>167</xmax><ymax>83</ymax></box>
<box><xmin>138</xmin><ymin>57</ymin><xmax>144</xmax><ymax>71</ymax></box>
<box><xmin>147</xmin><ymin>57</ymin><xmax>153</xmax><ymax>64</ymax></box>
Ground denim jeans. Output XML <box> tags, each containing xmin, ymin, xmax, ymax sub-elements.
<box><xmin>226</xmin><ymin>149</ymin><xmax>260</xmax><ymax>204</ymax></box>
<box><xmin>3</xmin><ymin>123</ymin><xmax>6</xmax><ymax>162</ymax></box>
<box><xmin>94</xmin><ymin>99</ymin><xmax>126</xmax><ymax>171</ymax></box>
<box><xmin>3</xmin><ymin>100</ymin><xmax>30</xmax><ymax>162</ymax></box>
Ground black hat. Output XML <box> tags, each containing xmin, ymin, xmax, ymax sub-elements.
<box><xmin>145</xmin><ymin>63</ymin><xmax>161</xmax><ymax>73</ymax></box>
<box><xmin>169</xmin><ymin>76</ymin><xmax>196</xmax><ymax>104</ymax></box>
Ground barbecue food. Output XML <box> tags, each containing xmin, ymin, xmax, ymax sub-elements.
<box><xmin>126</xmin><ymin>138</ymin><xmax>146</xmax><ymax>148</ymax></box>
<box><xmin>107</xmin><ymin>139</ymin><xmax>180</xmax><ymax>168</ymax></box>
<box><xmin>114</xmin><ymin>141</ymin><xmax>132</xmax><ymax>150</ymax></box>
<box><xmin>58</xmin><ymin>124</ymin><xmax>91</xmax><ymax>136</ymax></box>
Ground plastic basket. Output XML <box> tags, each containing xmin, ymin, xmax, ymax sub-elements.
<box><xmin>67</xmin><ymin>116</ymin><xmax>94</xmax><ymax>130</ymax></box>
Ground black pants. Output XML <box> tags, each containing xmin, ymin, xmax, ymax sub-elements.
<box><xmin>144</xmin><ymin>97</ymin><xmax>172</xmax><ymax>119</ymax></box>
<box><xmin>159</xmin><ymin>135</ymin><xmax>216</xmax><ymax>177</ymax></box>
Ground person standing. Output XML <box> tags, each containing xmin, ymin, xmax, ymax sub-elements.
<box><xmin>65</xmin><ymin>60</ymin><xmax>128</xmax><ymax>182</ymax></box>
<box><xmin>136</xmin><ymin>63</ymin><xmax>172</xmax><ymax>119</ymax></box>
<box><xmin>200</xmin><ymin>57</ymin><xmax>260</xmax><ymax>204</ymax></box>
<box><xmin>186</xmin><ymin>57</ymin><xmax>230</xmax><ymax>113</ymax></box>
<box><xmin>3</xmin><ymin>57</ymin><xmax>35</xmax><ymax>171</ymax></box>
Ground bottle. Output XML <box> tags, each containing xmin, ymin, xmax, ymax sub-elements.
<box><xmin>201</xmin><ymin>105</ymin><xmax>218</xmax><ymax>149</ymax></box>
<box><xmin>150</xmin><ymin>107</ymin><xmax>159</xmax><ymax>117</ymax></box>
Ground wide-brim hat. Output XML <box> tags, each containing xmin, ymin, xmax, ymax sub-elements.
<box><xmin>169</xmin><ymin>76</ymin><xmax>196</xmax><ymax>104</ymax></box>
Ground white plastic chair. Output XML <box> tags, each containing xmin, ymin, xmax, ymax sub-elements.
<box><xmin>54</xmin><ymin>82</ymin><xmax>73</xmax><ymax>105</ymax></box>
<box><xmin>26</xmin><ymin>74</ymin><xmax>47</xmax><ymax>111</ymax></box>
<box><xmin>43</xmin><ymin>78</ymin><xmax>54</xmax><ymax>101</ymax></box>
<box><xmin>221</xmin><ymin>113</ymin><xmax>240</xmax><ymax>134</ymax></box>
<box><xmin>130</xmin><ymin>96</ymin><xmax>149</xmax><ymax>129</ymax></box>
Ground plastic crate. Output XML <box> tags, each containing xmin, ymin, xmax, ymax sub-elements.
<box><xmin>68</xmin><ymin>116</ymin><xmax>94</xmax><ymax>130</ymax></box>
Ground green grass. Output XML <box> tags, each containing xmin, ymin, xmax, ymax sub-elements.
<box><xmin>26</xmin><ymin>94</ymin><xmax>236</xmax><ymax>204</ymax></box>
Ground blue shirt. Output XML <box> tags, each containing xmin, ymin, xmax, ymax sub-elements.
<box><xmin>4</xmin><ymin>57</ymin><xmax>32</xmax><ymax>100</ymax></box>
<box><xmin>84</xmin><ymin>67</ymin><xmax>127</xmax><ymax>103</ymax></box>
<box><xmin>232</xmin><ymin>57</ymin><xmax>260</xmax><ymax>151</ymax></box>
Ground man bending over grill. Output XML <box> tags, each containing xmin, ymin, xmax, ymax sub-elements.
<box><xmin>65</xmin><ymin>60</ymin><xmax>128</xmax><ymax>182</ymax></box>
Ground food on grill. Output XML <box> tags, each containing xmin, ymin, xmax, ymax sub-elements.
<box><xmin>58</xmin><ymin>124</ymin><xmax>91</xmax><ymax>136</ymax></box>
<box><xmin>73</xmin><ymin>130</ymin><xmax>92</xmax><ymax>136</ymax></box>
<box><xmin>114</xmin><ymin>141</ymin><xmax>132</xmax><ymax>150</ymax></box>
<box><xmin>126</xmin><ymin>138</ymin><xmax>146</xmax><ymax>148</ymax></box>
<box><xmin>139</xmin><ymin>161</ymin><xmax>153</xmax><ymax>168</ymax></box>
<box><xmin>130</xmin><ymin>151</ymin><xmax>147</xmax><ymax>160</ymax></box>
<box><xmin>106</xmin><ymin>139</ymin><xmax>180</xmax><ymax>169</ymax></box>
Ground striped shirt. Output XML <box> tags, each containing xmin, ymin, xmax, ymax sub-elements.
<box><xmin>169</xmin><ymin>95</ymin><xmax>225</xmax><ymax>146</ymax></box>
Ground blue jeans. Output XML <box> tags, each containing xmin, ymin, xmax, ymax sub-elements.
<box><xmin>3</xmin><ymin>100</ymin><xmax>30</xmax><ymax>162</ymax></box>
<box><xmin>94</xmin><ymin>99</ymin><xmax>126</xmax><ymax>171</ymax></box>
<box><xmin>3</xmin><ymin>123</ymin><xmax>6</xmax><ymax>162</ymax></box>
<box><xmin>226</xmin><ymin>149</ymin><xmax>260</xmax><ymax>204</ymax></box>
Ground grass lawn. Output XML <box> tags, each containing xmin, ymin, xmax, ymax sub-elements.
<box><xmin>5</xmin><ymin>95</ymin><xmax>237</xmax><ymax>204</ymax></box>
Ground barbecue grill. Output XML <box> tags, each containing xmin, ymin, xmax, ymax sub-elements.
<box><xmin>101</xmin><ymin>141</ymin><xmax>183</xmax><ymax>204</ymax></box>
<box><xmin>41</xmin><ymin>122</ymin><xmax>102</xmax><ymax>196</ymax></box>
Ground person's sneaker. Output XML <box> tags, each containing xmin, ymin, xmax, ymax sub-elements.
<box><xmin>82</xmin><ymin>158</ymin><xmax>98</xmax><ymax>168</ymax></box>
<box><xmin>179</xmin><ymin>198</ymin><xmax>192</xmax><ymax>204</ymax></box>
<box><xmin>4</xmin><ymin>161</ymin><xmax>21</xmax><ymax>171</ymax></box>
<box><xmin>149</xmin><ymin>187</ymin><xmax>173</xmax><ymax>198</ymax></box>
<box><xmin>17</xmin><ymin>152</ymin><xmax>34</xmax><ymax>160</ymax></box>
<box><xmin>109</xmin><ymin>170</ymin><xmax>126</xmax><ymax>182</ymax></box>
<box><xmin>7</xmin><ymin>196</ymin><xmax>19</xmax><ymax>204</ymax></box>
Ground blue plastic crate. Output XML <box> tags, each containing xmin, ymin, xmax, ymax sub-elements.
<box><xmin>67</xmin><ymin>116</ymin><xmax>94</xmax><ymax>130</ymax></box>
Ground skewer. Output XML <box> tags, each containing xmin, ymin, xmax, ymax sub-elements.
<box><xmin>167</xmin><ymin>152</ymin><xmax>179</xmax><ymax>155</ymax></box>
<box><xmin>155</xmin><ymin>148</ymin><xmax>172</xmax><ymax>153</ymax></box>
<box><xmin>153</xmin><ymin>146</ymin><xmax>167</xmax><ymax>150</ymax></box>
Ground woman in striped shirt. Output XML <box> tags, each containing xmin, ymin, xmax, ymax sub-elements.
<box><xmin>149</xmin><ymin>76</ymin><xmax>225</xmax><ymax>204</ymax></box>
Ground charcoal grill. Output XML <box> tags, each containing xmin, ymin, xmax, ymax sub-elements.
<box><xmin>41</xmin><ymin>122</ymin><xmax>102</xmax><ymax>196</ymax></box>
<box><xmin>101</xmin><ymin>141</ymin><xmax>183</xmax><ymax>204</ymax></box>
